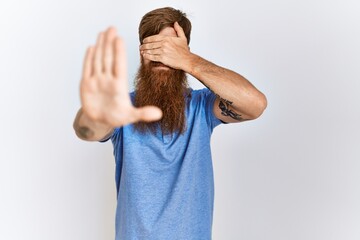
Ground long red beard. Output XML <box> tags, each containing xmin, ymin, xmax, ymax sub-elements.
<box><xmin>134</xmin><ymin>61</ymin><xmax>190</xmax><ymax>135</ymax></box>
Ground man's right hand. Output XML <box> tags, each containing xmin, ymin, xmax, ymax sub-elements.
<box><xmin>80</xmin><ymin>27</ymin><xmax>162</xmax><ymax>128</ymax></box>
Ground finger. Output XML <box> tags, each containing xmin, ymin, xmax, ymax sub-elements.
<box><xmin>174</xmin><ymin>22</ymin><xmax>186</xmax><ymax>39</ymax></box>
<box><xmin>103</xmin><ymin>27</ymin><xmax>117</xmax><ymax>75</ymax></box>
<box><xmin>142</xmin><ymin>52</ymin><xmax>161</xmax><ymax>62</ymax></box>
<box><xmin>143</xmin><ymin>35</ymin><xmax>165</xmax><ymax>44</ymax></box>
<box><xmin>114</xmin><ymin>37</ymin><xmax>127</xmax><ymax>82</ymax></box>
<box><xmin>139</xmin><ymin>42</ymin><xmax>162</xmax><ymax>51</ymax></box>
<box><xmin>134</xmin><ymin>106</ymin><xmax>163</xmax><ymax>122</ymax></box>
<box><xmin>142</xmin><ymin>48</ymin><xmax>163</xmax><ymax>55</ymax></box>
<box><xmin>94</xmin><ymin>32</ymin><xmax>105</xmax><ymax>75</ymax></box>
<box><xmin>82</xmin><ymin>46</ymin><xmax>94</xmax><ymax>79</ymax></box>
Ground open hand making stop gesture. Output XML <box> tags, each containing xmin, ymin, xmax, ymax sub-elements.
<box><xmin>80</xmin><ymin>27</ymin><xmax>163</xmax><ymax>128</ymax></box>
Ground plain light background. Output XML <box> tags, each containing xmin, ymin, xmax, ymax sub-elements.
<box><xmin>1</xmin><ymin>0</ymin><xmax>359</xmax><ymax>239</ymax></box>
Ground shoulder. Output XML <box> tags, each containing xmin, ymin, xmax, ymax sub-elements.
<box><xmin>189</xmin><ymin>88</ymin><xmax>215</xmax><ymax>102</ymax></box>
<box><xmin>189</xmin><ymin>88</ymin><xmax>218</xmax><ymax>108</ymax></box>
<box><xmin>188</xmin><ymin>88</ymin><xmax>222</xmax><ymax>128</ymax></box>
<box><xmin>190</xmin><ymin>87</ymin><xmax>212</xmax><ymax>95</ymax></box>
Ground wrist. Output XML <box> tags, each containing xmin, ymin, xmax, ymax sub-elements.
<box><xmin>182</xmin><ymin>52</ymin><xmax>199</xmax><ymax>74</ymax></box>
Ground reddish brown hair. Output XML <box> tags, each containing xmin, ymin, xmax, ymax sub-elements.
<box><xmin>139</xmin><ymin>7</ymin><xmax>192</xmax><ymax>44</ymax></box>
<box><xmin>134</xmin><ymin>61</ymin><xmax>190</xmax><ymax>135</ymax></box>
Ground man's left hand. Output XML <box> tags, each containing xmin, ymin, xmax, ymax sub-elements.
<box><xmin>139</xmin><ymin>22</ymin><xmax>192</xmax><ymax>70</ymax></box>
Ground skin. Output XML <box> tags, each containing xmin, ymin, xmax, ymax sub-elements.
<box><xmin>73</xmin><ymin>27</ymin><xmax>163</xmax><ymax>141</ymax></box>
<box><xmin>139</xmin><ymin>22</ymin><xmax>267</xmax><ymax>123</ymax></box>
<box><xmin>74</xmin><ymin>22</ymin><xmax>267</xmax><ymax>141</ymax></box>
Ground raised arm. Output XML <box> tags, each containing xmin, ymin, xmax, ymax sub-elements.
<box><xmin>73</xmin><ymin>27</ymin><xmax>162</xmax><ymax>141</ymax></box>
<box><xmin>139</xmin><ymin>22</ymin><xmax>267</xmax><ymax>123</ymax></box>
<box><xmin>185</xmin><ymin>55</ymin><xmax>267</xmax><ymax>123</ymax></box>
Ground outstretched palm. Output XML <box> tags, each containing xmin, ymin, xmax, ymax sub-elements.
<box><xmin>80</xmin><ymin>27</ymin><xmax>162</xmax><ymax>127</ymax></box>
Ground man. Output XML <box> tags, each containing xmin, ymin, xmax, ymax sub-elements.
<box><xmin>74</xmin><ymin>7</ymin><xmax>267</xmax><ymax>240</ymax></box>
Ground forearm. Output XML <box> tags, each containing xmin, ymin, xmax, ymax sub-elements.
<box><xmin>185</xmin><ymin>53</ymin><xmax>267</xmax><ymax>119</ymax></box>
<box><xmin>73</xmin><ymin>108</ymin><xmax>114</xmax><ymax>141</ymax></box>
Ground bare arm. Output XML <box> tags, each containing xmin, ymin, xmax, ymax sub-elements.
<box><xmin>185</xmin><ymin>55</ymin><xmax>267</xmax><ymax>122</ymax></box>
<box><xmin>73</xmin><ymin>27</ymin><xmax>162</xmax><ymax>141</ymax></box>
<box><xmin>140</xmin><ymin>22</ymin><xmax>267</xmax><ymax>123</ymax></box>
<box><xmin>73</xmin><ymin>108</ymin><xmax>113</xmax><ymax>141</ymax></box>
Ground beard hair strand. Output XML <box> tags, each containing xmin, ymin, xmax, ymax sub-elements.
<box><xmin>133</xmin><ymin>61</ymin><xmax>190</xmax><ymax>135</ymax></box>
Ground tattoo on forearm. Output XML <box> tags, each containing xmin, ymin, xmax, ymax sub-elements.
<box><xmin>197</xmin><ymin>80</ymin><xmax>244</xmax><ymax>121</ymax></box>
<box><xmin>78</xmin><ymin>126</ymin><xmax>94</xmax><ymax>139</ymax></box>
<box><xmin>74</xmin><ymin>109</ymin><xmax>95</xmax><ymax>139</ymax></box>
<box><xmin>218</xmin><ymin>100</ymin><xmax>243</xmax><ymax>120</ymax></box>
<box><xmin>215</xmin><ymin>94</ymin><xmax>232</xmax><ymax>105</ymax></box>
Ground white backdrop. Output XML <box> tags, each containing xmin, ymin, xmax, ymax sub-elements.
<box><xmin>1</xmin><ymin>0</ymin><xmax>359</xmax><ymax>239</ymax></box>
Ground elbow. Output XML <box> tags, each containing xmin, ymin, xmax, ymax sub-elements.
<box><xmin>248</xmin><ymin>93</ymin><xmax>267</xmax><ymax>120</ymax></box>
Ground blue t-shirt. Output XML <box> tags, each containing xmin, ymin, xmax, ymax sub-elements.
<box><xmin>105</xmin><ymin>88</ymin><xmax>222</xmax><ymax>240</ymax></box>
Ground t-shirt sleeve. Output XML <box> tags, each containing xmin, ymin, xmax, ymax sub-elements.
<box><xmin>202</xmin><ymin>88</ymin><xmax>222</xmax><ymax>130</ymax></box>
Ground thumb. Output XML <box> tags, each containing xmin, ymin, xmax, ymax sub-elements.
<box><xmin>174</xmin><ymin>22</ymin><xmax>186</xmax><ymax>40</ymax></box>
<box><xmin>136</xmin><ymin>106</ymin><xmax>163</xmax><ymax>122</ymax></box>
